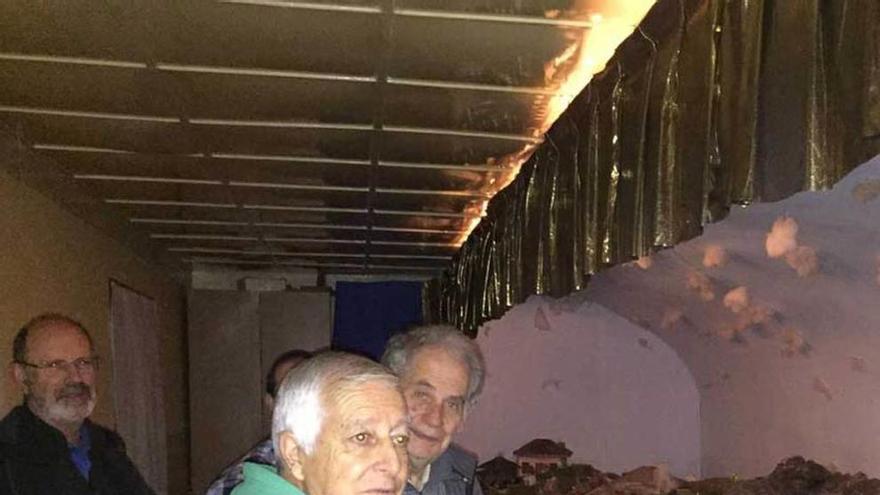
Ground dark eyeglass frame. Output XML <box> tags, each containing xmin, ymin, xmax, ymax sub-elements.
<box><xmin>14</xmin><ymin>356</ymin><xmax>101</xmax><ymax>372</ymax></box>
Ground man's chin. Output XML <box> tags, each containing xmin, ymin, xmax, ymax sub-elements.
<box><xmin>49</xmin><ymin>399</ymin><xmax>95</xmax><ymax>424</ymax></box>
<box><xmin>358</xmin><ymin>481</ymin><xmax>401</xmax><ymax>494</ymax></box>
<box><xmin>408</xmin><ymin>443</ymin><xmax>443</xmax><ymax>467</ymax></box>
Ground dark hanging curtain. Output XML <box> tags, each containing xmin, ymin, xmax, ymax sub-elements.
<box><xmin>430</xmin><ymin>0</ymin><xmax>880</xmax><ymax>335</ymax></box>
<box><xmin>332</xmin><ymin>281</ymin><xmax>424</xmax><ymax>360</ymax></box>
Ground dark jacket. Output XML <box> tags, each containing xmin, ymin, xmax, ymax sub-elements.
<box><xmin>0</xmin><ymin>405</ymin><xmax>154</xmax><ymax>495</ymax></box>
<box><xmin>403</xmin><ymin>444</ymin><xmax>483</xmax><ymax>495</ymax></box>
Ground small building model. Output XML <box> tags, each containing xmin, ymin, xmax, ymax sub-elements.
<box><xmin>513</xmin><ymin>438</ymin><xmax>573</xmax><ymax>486</ymax></box>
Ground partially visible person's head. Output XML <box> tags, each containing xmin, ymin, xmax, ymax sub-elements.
<box><xmin>272</xmin><ymin>352</ymin><xmax>409</xmax><ymax>495</ymax></box>
<box><xmin>11</xmin><ymin>313</ymin><xmax>98</xmax><ymax>432</ymax></box>
<box><xmin>266</xmin><ymin>349</ymin><xmax>313</xmax><ymax>400</ymax></box>
<box><xmin>381</xmin><ymin>325</ymin><xmax>485</xmax><ymax>472</ymax></box>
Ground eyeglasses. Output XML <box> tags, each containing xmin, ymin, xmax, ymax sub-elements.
<box><xmin>15</xmin><ymin>356</ymin><xmax>101</xmax><ymax>374</ymax></box>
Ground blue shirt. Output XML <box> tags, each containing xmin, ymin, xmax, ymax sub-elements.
<box><xmin>68</xmin><ymin>425</ymin><xmax>92</xmax><ymax>480</ymax></box>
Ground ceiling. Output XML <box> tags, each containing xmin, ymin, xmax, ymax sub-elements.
<box><xmin>0</xmin><ymin>0</ymin><xmax>654</xmax><ymax>275</ymax></box>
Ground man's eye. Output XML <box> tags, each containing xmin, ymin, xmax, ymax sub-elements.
<box><xmin>393</xmin><ymin>434</ymin><xmax>409</xmax><ymax>446</ymax></box>
<box><xmin>352</xmin><ymin>433</ymin><xmax>370</xmax><ymax>443</ymax></box>
<box><xmin>447</xmin><ymin>399</ymin><xmax>464</xmax><ymax>412</ymax></box>
<box><xmin>47</xmin><ymin>361</ymin><xmax>66</xmax><ymax>369</ymax></box>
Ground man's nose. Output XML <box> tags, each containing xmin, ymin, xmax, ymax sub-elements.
<box><xmin>422</xmin><ymin>401</ymin><xmax>444</xmax><ymax>428</ymax></box>
<box><xmin>63</xmin><ymin>362</ymin><xmax>86</xmax><ymax>381</ymax></box>
<box><xmin>374</xmin><ymin>438</ymin><xmax>404</xmax><ymax>476</ymax></box>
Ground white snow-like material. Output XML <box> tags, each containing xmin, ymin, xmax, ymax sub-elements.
<box><xmin>784</xmin><ymin>245</ymin><xmax>819</xmax><ymax>277</ymax></box>
<box><xmin>703</xmin><ymin>244</ymin><xmax>728</xmax><ymax>268</ymax></box>
<box><xmin>686</xmin><ymin>271</ymin><xmax>715</xmax><ymax>301</ymax></box>
<box><xmin>581</xmin><ymin>154</ymin><xmax>880</xmax><ymax>478</ymax></box>
<box><xmin>636</xmin><ymin>255</ymin><xmax>654</xmax><ymax>270</ymax></box>
<box><xmin>765</xmin><ymin>216</ymin><xmax>800</xmax><ymax>258</ymax></box>
<box><xmin>723</xmin><ymin>287</ymin><xmax>750</xmax><ymax>313</ymax></box>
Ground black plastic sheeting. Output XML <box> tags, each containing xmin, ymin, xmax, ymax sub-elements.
<box><xmin>430</xmin><ymin>0</ymin><xmax>880</xmax><ymax>335</ymax></box>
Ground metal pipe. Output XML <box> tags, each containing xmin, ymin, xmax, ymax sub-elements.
<box><xmin>217</xmin><ymin>0</ymin><xmax>381</xmax><ymax>14</ymax></box>
<box><xmin>0</xmin><ymin>105</ymin><xmax>179</xmax><ymax>123</ymax></box>
<box><xmin>0</xmin><ymin>52</ymin><xmax>147</xmax><ymax>69</ymax></box>
<box><xmin>75</xmin><ymin>174</ymin><xmax>223</xmax><ymax>186</ymax></box>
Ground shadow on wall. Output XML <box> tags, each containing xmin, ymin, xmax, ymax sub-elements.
<box><xmin>457</xmin><ymin>295</ymin><xmax>701</xmax><ymax>479</ymax></box>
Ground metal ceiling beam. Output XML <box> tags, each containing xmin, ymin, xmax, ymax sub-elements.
<box><xmin>167</xmin><ymin>246</ymin><xmax>452</xmax><ymax>260</ymax></box>
<box><xmin>216</xmin><ymin>0</ymin><xmax>597</xmax><ymax>29</ymax></box>
<box><xmin>154</xmin><ymin>61</ymin><xmax>376</xmax><ymax>83</ymax></box>
<box><xmin>212</xmin><ymin>153</ymin><xmax>371</xmax><ymax>166</ymax></box>
<box><xmin>6</xmin><ymin>105</ymin><xmax>539</xmax><ymax>142</ymax></box>
<box><xmin>393</xmin><ymin>8</ymin><xmax>594</xmax><ymax>29</ymax></box>
<box><xmin>185</xmin><ymin>256</ymin><xmax>442</xmax><ymax>271</ymax></box>
<box><xmin>106</xmin><ymin>198</ymin><xmax>476</xmax><ymax>219</ymax></box>
<box><xmin>151</xmin><ymin>233</ymin><xmax>457</xmax><ymax>247</ymax></box>
<box><xmin>0</xmin><ymin>52</ymin><xmax>147</xmax><ymax>69</ymax></box>
<box><xmin>0</xmin><ymin>105</ymin><xmax>179</xmax><ymax>123</ymax></box>
<box><xmin>33</xmin><ymin>144</ymin><xmax>135</xmax><ymax>154</ymax></box>
<box><xmin>383</xmin><ymin>124</ymin><xmax>541</xmax><ymax>144</ymax></box>
<box><xmin>34</xmin><ymin>142</ymin><xmax>506</xmax><ymax>172</ymax></box>
<box><xmin>151</xmin><ymin>233</ymin><xmax>259</xmax><ymax>241</ymax></box>
<box><xmin>0</xmin><ymin>51</ymin><xmax>569</xmax><ymax>97</ymax></box>
<box><xmin>265</xmin><ymin>237</ymin><xmax>457</xmax><ymax>247</ymax></box>
<box><xmin>129</xmin><ymin>218</ymin><xmax>467</xmax><ymax>235</ymax></box>
<box><xmin>74</xmin><ymin>174</ymin><xmax>223</xmax><ymax>186</ymax></box>
<box><xmin>130</xmin><ymin>218</ymin><xmax>250</xmax><ymax>227</ymax></box>
<box><xmin>386</xmin><ymin>77</ymin><xmax>560</xmax><ymax>97</ymax></box>
<box><xmin>216</xmin><ymin>0</ymin><xmax>381</xmax><ymax>14</ymax></box>
<box><xmin>188</xmin><ymin>118</ymin><xmax>372</xmax><ymax>132</ymax></box>
<box><xmin>105</xmin><ymin>198</ymin><xmax>237</xmax><ymax>208</ymax></box>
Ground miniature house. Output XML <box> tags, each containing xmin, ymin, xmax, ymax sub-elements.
<box><xmin>513</xmin><ymin>439</ymin><xmax>573</xmax><ymax>485</ymax></box>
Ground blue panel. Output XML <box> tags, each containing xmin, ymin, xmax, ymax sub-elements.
<box><xmin>332</xmin><ymin>281</ymin><xmax>423</xmax><ymax>360</ymax></box>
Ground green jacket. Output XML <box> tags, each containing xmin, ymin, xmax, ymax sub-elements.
<box><xmin>231</xmin><ymin>462</ymin><xmax>305</xmax><ymax>495</ymax></box>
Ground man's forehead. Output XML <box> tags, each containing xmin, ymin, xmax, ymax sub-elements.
<box><xmin>27</xmin><ymin>322</ymin><xmax>91</xmax><ymax>354</ymax></box>
<box><xmin>329</xmin><ymin>382</ymin><xmax>405</xmax><ymax>421</ymax></box>
<box><xmin>406</xmin><ymin>347</ymin><xmax>469</xmax><ymax>380</ymax></box>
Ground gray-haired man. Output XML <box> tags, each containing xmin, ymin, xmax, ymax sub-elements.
<box><xmin>0</xmin><ymin>313</ymin><xmax>154</xmax><ymax>494</ymax></box>
<box><xmin>232</xmin><ymin>351</ymin><xmax>409</xmax><ymax>495</ymax></box>
<box><xmin>382</xmin><ymin>325</ymin><xmax>486</xmax><ymax>495</ymax></box>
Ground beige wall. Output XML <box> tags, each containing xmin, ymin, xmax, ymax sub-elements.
<box><xmin>0</xmin><ymin>166</ymin><xmax>188</xmax><ymax>494</ymax></box>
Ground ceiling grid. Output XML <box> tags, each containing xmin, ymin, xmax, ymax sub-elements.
<box><xmin>0</xmin><ymin>0</ymin><xmax>656</xmax><ymax>273</ymax></box>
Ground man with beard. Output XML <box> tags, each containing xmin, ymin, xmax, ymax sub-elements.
<box><xmin>0</xmin><ymin>313</ymin><xmax>154</xmax><ymax>494</ymax></box>
<box><xmin>381</xmin><ymin>325</ymin><xmax>486</xmax><ymax>495</ymax></box>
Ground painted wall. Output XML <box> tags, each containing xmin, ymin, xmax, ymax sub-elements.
<box><xmin>457</xmin><ymin>296</ymin><xmax>702</xmax><ymax>478</ymax></box>
<box><xmin>583</xmin><ymin>154</ymin><xmax>880</xmax><ymax>477</ymax></box>
<box><xmin>0</xmin><ymin>166</ymin><xmax>188</xmax><ymax>494</ymax></box>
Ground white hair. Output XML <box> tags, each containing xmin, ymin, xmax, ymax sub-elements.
<box><xmin>272</xmin><ymin>351</ymin><xmax>399</xmax><ymax>458</ymax></box>
<box><xmin>381</xmin><ymin>325</ymin><xmax>486</xmax><ymax>408</ymax></box>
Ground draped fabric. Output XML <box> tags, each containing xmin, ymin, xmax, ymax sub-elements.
<box><xmin>430</xmin><ymin>0</ymin><xmax>880</xmax><ymax>335</ymax></box>
<box><xmin>332</xmin><ymin>281</ymin><xmax>423</xmax><ymax>360</ymax></box>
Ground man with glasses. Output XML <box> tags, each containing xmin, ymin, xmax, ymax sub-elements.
<box><xmin>0</xmin><ymin>312</ymin><xmax>154</xmax><ymax>494</ymax></box>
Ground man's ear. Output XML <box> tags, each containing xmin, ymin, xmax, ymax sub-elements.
<box><xmin>10</xmin><ymin>362</ymin><xmax>27</xmax><ymax>390</ymax></box>
<box><xmin>456</xmin><ymin>405</ymin><xmax>471</xmax><ymax>433</ymax></box>
<box><xmin>263</xmin><ymin>394</ymin><xmax>275</xmax><ymax>415</ymax></box>
<box><xmin>278</xmin><ymin>431</ymin><xmax>307</xmax><ymax>483</ymax></box>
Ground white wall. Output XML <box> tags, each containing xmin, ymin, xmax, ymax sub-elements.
<box><xmin>583</xmin><ymin>154</ymin><xmax>880</xmax><ymax>478</ymax></box>
<box><xmin>457</xmin><ymin>295</ymin><xmax>701</xmax><ymax>478</ymax></box>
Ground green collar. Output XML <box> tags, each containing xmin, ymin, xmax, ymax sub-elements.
<box><xmin>234</xmin><ymin>462</ymin><xmax>306</xmax><ymax>495</ymax></box>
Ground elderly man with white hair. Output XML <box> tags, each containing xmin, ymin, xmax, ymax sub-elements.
<box><xmin>382</xmin><ymin>325</ymin><xmax>486</xmax><ymax>495</ymax></box>
<box><xmin>232</xmin><ymin>351</ymin><xmax>410</xmax><ymax>495</ymax></box>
